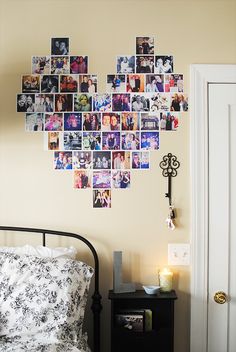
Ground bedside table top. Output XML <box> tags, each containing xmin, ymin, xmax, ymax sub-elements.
<box><xmin>108</xmin><ymin>289</ymin><xmax>177</xmax><ymax>300</ymax></box>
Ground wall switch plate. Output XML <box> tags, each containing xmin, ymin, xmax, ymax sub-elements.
<box><xmin>168</xmin><ymin>243</ymin><xmax>190</xmax><ymax>266</ymax></box>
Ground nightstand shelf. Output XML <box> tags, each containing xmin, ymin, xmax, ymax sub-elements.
<box><xmin>108</xmin><ymin>289</ymin><xmax>177</xmax><ymax>352</ymax></box>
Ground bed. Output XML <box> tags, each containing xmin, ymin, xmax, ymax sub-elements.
<box><xmin>0</xmin><ymin>226</ymin><xmax>102</xmax><ymax>352</ymax></box>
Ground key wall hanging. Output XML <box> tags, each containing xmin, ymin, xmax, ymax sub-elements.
<box><xmin>16</xmin><ymin>36</ymin><xmax>188</xmax><ymax>208</ymax></box>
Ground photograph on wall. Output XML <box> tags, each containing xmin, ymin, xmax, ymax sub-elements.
<box><xmin>74</xmin><ymin>170</ymin><xmax>92</xmax><ymax>189</ymax></box>
<box><xmin>45</xmin><ymin>113</ymin><xmax>63</xmax><ymax>131</ymax></box>
<box><xmin>131</xmin><ymin>150</ymin><xmax>150</xmax><ymax>169</ymax></box>
<box><xmin>93</xmin><ymin>189</ymin><xmax>111</xmax><ymax>208</ymax></box>
<box><xmin>93</xmin><ymin>151</ymin><xmax>111</xmax><ymax>169</ymax></box>
<box><xmin>136</xmin><ymin>37</ymin><xmax>154</xmax><ymax>55</ymax></box>
<box><xmin>150</xmin><ymin>93</ymin><xmax>170</xmax><ymax>112</ymax></box>
<box><xmin>46</xmin><ymin>131</ymin><xmax>62</xmax><ymax>151</ymax></box>
<box><xmin>74</xmin><ymin>94</ymin><xmax>92</xmax><ymax>112</ymax></box>
<box><xmin>140</xmin><ymin>131</ymin><xmax>159</xmax><ymax>150</ymax></box>
<box><xmin>51</xmin><ymin>38</ymin><xmax>69</xmax><ymax>55</ymax></box>
<box><xmin>64</xmin><ymin>131</ymin><xmax>82</xmax><ymax>150</ymax></box>
<box><xmin>136</xmin><ymin>56</ymin><xmax>154</xmax><ymax>74</ymax></box>
<box><xmin>60</xmin><ymin>75</ymin><xmax>78</xmax><ymax>93</ymax></box>
<box><xmin>112</xmin><ymin>94</ymin><xmax>131</xmax><ymax>112</ymax></box>
<box><xmin>112</xmin><ymin>171</ymin><xmax>131</xmax><ymax>189</ymax></box>
<box><xmin>25</xmin><ymin>113</ymin><xmax>44</xmax><ymax>132</ymax></box>
<box><xmin>126</xmin><ymin>74</ymin><xmax>145</xmax><ymax>93</ymax></box>
<box><xmin>22</xmin><ymin>75</ymin><xmax>40</xmax><ymax>93</ymax></box>
<box><xmin>155</xmin><ymin>56</ymin><xmax>174</xmax><ymax>73</ymax></box>
<box><xmin>93</xmin><ymin>170</ymin><xmax>111</xmax><ymax>189</ymax></box>
<box><xmin>32</xmin><ymin>56</ymin><xmax>50</xmax><ymax>74</ymax></box>
<box><xmin>106</xmin><ymin>75</ymin><xmax>126</xmax><ymax>93</ymax></box>
<box><xmin>101</xmin><ymin>113</ymin><xmax>120</xmax><ymax>131</ymax></box>
<box><xmin>70</xmin><ymin>56</ymin><xmax>88</xmax><ymax>74</ymax></box>
<box><xmin>170</xmin><ymin>93</ymin><xmax>188</xmax><ymax>112</ymax></box>
<box><xmin>73</xmin><ymin>151</ymin><xmax>92</xmax><ymax>169</ymax></box>
<box><xmin>112</xmin><ymin>151</ymin><xmax>130</xmax><ymax>169</ymax></box>
<box><xmin>83</xmin><ymin>132</ymin><xmax>101</xmax><ymax>150</ymax></box>
<box><xmin>121</xmin><ymin>132</ymin><xmax>140</xmax><ymax>150</ymax></box>
<box><xmin>64</xmin><ymin>113</ymin><xmax>82</xmax><ymax>131</ymax></box>
<box><xmin>165</xmin><ymin>74</ymin><xmax>184</xmax><ymax>93</ymax></box>
<box><xmin>145</xmin><ymin>74</ymin><xmax>164</xmax><ymax>92</ymax></box>
<box><xmin>78</xmin><ymin>75</ymin><xmax>97</xmax><ymax>93</ymax></box>
<box><xmin>93</xmin><ymin>94</ymin><xmax>111</xmax><ymax>112</ymax></box>
<box><xmin>54</xmin><ymin>151</ymin><xmax>72</xmax><ymax>170</ymax></box>
<box><xmin>41</xmin><ymin>75</ymin><xmax>59</xmax><ymax>93</ymax></box>
<box><xmin>102</xmin><ymin>132</ymin><xmax>120</xmax><ymax>150</ymax></box>
<box><xmin>55</xmin><ymin>94</ymin><xmax>73</xmax><ymax>112</ymax></box>
<box><xmin>131</xmin><ymin>94</ymin><xmax>150</xmax><ymax>112</ymax></box>
<box><xmin>35</xmin><ymin>94</ymin><xmax>54</xmax><ymax>112</ymax></box>
<box><xmin>117</xmin><ymin>56</ymin><xmax>135</xmax><ymax>74</ymax></box>
<box><xmin>82</xmin><ymin>113</ymin><xmax>101</xmax><ymax>131</ymax></box>
<box><xmin>121</xmin><ymin>112</ymin><xmax>139</xmax><ymax>130</ymax></box>
<box><xmin>51</xmin><ymin>56</ymin><xmax>70</xmax><ymax>74</ymax></box>
<box><xmin>140</xmin><ymin>112</ymin><xmax>159</xmax><ymax>130</ymax></box>
<box><xmin>17</xmin><ymin>94</ymin><xmax>35</xmax><ymax>112</ymax></box>
<box><xmin>160</xmin><ymin>112</ymin><xmax>179</xmax><ymax>131</ymax></box>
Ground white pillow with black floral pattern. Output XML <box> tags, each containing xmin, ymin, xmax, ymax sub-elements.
<box><xmin>0</xmin><ymin>252</ymin><xmax>93</xmax><ymax>343</ymax></box>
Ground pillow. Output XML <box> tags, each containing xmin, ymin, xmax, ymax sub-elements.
<box><xmin>0</xmin><ymin>245</ymin><xmax>77</xmax><ymax>259</ymax></box>
<box><xmin>0</xmin><ymin>252</ymin><xmax>94</xmax><ymax>343</ymax></box>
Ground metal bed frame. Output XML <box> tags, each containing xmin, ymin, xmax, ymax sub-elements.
<box><xmin>0</xmin><ymin>226</ymin><xmax>102</xmax><ymax>352</ymax></box>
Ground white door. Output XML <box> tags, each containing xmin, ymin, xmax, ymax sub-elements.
<box><xmin>208</xmin><ymin>84</ymin><xmax>236</xmax><ymax>352</ymax></box>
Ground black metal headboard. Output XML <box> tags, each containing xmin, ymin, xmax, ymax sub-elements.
<box><xmin>0</xmin><ymin>226</ymin><xmax>102</xmax><ymax>352</ymax></box>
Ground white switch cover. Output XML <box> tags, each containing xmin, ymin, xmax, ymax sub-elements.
<box><xmin>168</xmin><ymin>243</ymin><xmax>190</xmax><ymax>266</ymax></box>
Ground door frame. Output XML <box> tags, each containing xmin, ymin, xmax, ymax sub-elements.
<box><xmin>190</xmin><ymin>64</ymin><xmax>236</xmax><ymax>352</ymax></box>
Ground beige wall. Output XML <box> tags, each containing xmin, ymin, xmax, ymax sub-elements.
<box><xmin>0</xmin><ymin>0</ymin><xmax>235</xmax><ymax>351</ymax></box>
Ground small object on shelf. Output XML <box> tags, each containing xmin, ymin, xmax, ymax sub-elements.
<box><xmin>115</xmin><ymin>310</ymin><xmax>145</xmax><ymax>332</ymax></box>
<box><xmin>113</xmin><ymin>251</ymin><xmax>136</xmax><ymax>293</ymax></box>
<box><xmin>159</xmin><ymin>268</ymin><xmax>173</xmax><ymax>292</ymax></box>
<box><xmin>142</xmin><ymin>285</ymin><xmax>160</xmax><ymax>295</ymax></box>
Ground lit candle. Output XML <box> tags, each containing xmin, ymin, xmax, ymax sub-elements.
<box><xmin>159</xmin><ymin>268</ymin><xmax>173</xmax><ymax>292</ymax></box>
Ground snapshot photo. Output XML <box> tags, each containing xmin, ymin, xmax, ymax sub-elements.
<box><xmin>25</xmin><ymin>113</ymin><xmax>44</xmax><ymax>132</ymax></box>
<box><xmin>35</xmin><ymin>94</ymin><xmax>54</xmax><ymax>112</ymax></box>
<box><xmin>70</xmin><ymin>56</ymin><xmax>88</xmax><ymax>74</ymax></box>
<box><xmin>136</xmin><ymin>37</ymin><xmax>154</xmax><ymax>55</ymax></box>
<box><xmin>140</xmin><ymin>131</ymin><xmax>159</xmax><ymax>150</ymax></box>
<box><xmin>140</xmin><ymin>112</ymin><xmax>159</xmax><ymax>130</ymax></box>
<box><xmin>102</xmin><ymin>132</ymin><xmax>120</xmax><ymax>150</ymax></box>
<box><xmin>112</xmin><ymin>171</ymin><xmax>131</xmax><ymax>189</ymax></box>
<box><xmin>64</xmin><ymin>113</ymin><xmax>82</xmax><ymax>131</ymax></box>
<box><xmin>145</xmin><ymin>74</ymin><xmax>164</xmax><ymax>92</ymax></box>
<box><xmin>101</xmin><ymin>113</ymin><xmax>121</xmax><ymax>131</ymax></box>
<box><xmin>93</xmin><ymin>151</ymin><xmax>111</xmax><ymax>169</ymax></box>
<box><xmin>117</xmin><ymin>56</ymin><xmax>135</xmax><ymax>74</ymax></box>
<box><xmin>51</xmin><ymin>38</ymin><xmax>69</xmax><ymax>55</ymax></box>
<box><xmin>45</xmin><ymin>113</ymin><xmax>63</xmax><ymax>131</ymax></box>
<box><xmin>112</xmin><ymin>94</ymin><xmax>131</xmax><ymax>112</ymax></box>
<box><xmin>41</xmin><ymin>75</ymin><xmax>59</xmax><ymax>93</ymax></box>
<box><xmin>93</xmin><ymin>94</ymin><xmax>111</xmax><ymax>112</ymax></box>
<box><xmin>83</xmin><ymin>132</ymin><xmax>101</xmax><ymax>150</ymax></box>
<box><xmin>170</xmin><ymin>93</ymin><xmax>188</xmax><ymax>112</ymax></box>
<box><xmin>60</xmin><ymin>75</ymin><xmax>78</xmax><ymax>93</ymax></box>
<box><xmin>121</xmin><ymin>112</ymin><xmax>139</xmax><ymax>130</ymax></box>
<box><xmin>126</xmin><ymin>74</ymin><xmax>145</xmax><ymax>93</ymax></box>
<box><xmin>150</xmin><ymin>93</ymin><xmax>170</xmax><ymax>112</ymax></box>
<box><xmin>140</xmin><ymin>151</ymin><xmax>150</xmax><ymax>169</ymax></box>
<box><xmin>55</xmin><ymin>94</ymin><xmax>73</xmax><ymax>112</ymax></box>
<box><xmin>74</xmin><ymin>94</ymin><xmax>92</xmax><ymax>112</ymax></box>
<box><xmin>51</xmin><ymin>56</ymin><xmax>70</xmax><ymax>74</ymax></box>
<box><xmin>136</xmin><ymin>56</ymin><xmax>154</xmax><ymax>73</ymax></box>
<box><xmin>93</xmin><ymin>190</ymin><xmax>111</xmax><ymax>208</ymax></box>
<box><xmin>160</xmin><ymin>112</ymin><xmax>179</xmax><ymax>131</ymax></box>
<box><xmin>131</xmin><ymin>94</ymin><xmax>150</xmax><ymax>112</ymax></box>
<box><xmin>74</xmin><ymin>170</ymin><xmax>92</xmax><ymax>189</ymax></box>
<box><xmin>47</xmin><ymin>131</ymin><xmax>61</xmax><ymax>151</ymax></box>
<box><xmin>22</xmin><ymin>75</ymin><xmax>40</xmax><ymax>93</ymax></box>
<box><xmin>155</xmin><ymin>56</ymin><xmax>174</xmax><ymax>73</ymax></box>
<box><xmin>131</xmin><ymin>151</ymin><xmax>141</xmax><ymax>169</ymax></box>
<box><xmin>112</xmin><ymin>151</ymin><xmax>130</xmax><ymax>169</ymax></box>
<box><xmin>83</xmin><ymin>113</ymin><xmax>101</xmax><ymax>131</ymax></box>
<box><xmin>17</xmin><ymin>94</ymin><xmax>35</xmax><ymax>112</ymax></box>
<box><xmin>64</xmin><ymin>131</ymin><xmax>82</xmax><ymax>150</ymax></box>
<box><xmin>165</xmin><ymin>74</ymin><xmax>184</xmax><ymax>93</ymax></box>
<box><xmin>106</xmin><ymin>75</ymin><xmax>126</xmax><ymax>93</ymax></box>
<box><xmin>93</xmin><ymin>170</ymin><xmax>111</xmax><ymax>189</ymax></box>
<box><xmin>73</xmin><ymin>151</ymin><xmax>92</xmax><ymax>169</ymax></box>
<box><xmin>79</xmin><ymin>75</ymin><xmax>97</xmax><ymax>93</ymax></box>
<box><xmin>121</xmin><ymin>132</ymin><xmax>140</xmax><ymax>150</ymax></box>
<box><xmin>32</xmin><ymin>56</ymin><xmax>50</xmax><ymax>74</ymax></box>
<box><xmin>54</xmin><ymin>151</ymin><xmax>72</xmax><ymax>170</ymax></box>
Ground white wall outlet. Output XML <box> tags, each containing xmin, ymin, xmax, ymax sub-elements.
<box><xmin>168</xmin><ymin>243</ymin><xmax>190</xmax><ymax>266</ymax></box>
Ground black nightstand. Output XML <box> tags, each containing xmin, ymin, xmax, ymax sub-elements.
<box><xmin>108</xmin><ymin>289</ymin><xmax>177</xmax><ymax>352</ymax></box>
